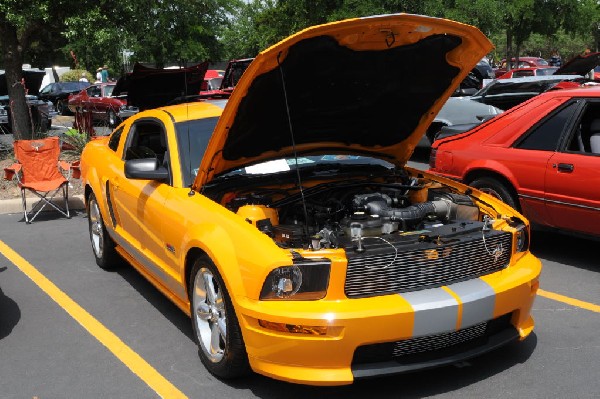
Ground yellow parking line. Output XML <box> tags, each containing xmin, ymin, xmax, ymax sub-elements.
<box><xmin>0</xmin><ymin>240</ymin><xmax>187</xmax><ymax>399</ymax></box>
<box><xmin>538</xmin><ymin>289</ymin><xmax>600</xmax><ymax>314</ymax></box>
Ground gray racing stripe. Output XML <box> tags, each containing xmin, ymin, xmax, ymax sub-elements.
<box><xmin>447</xmin><ymin>278</ymin><xmax>496</xmax><ymax>329</ymax></box>
<box><xmin>400</xmin><ymin>288</ymin><xmax>459</xmax><ymax>337</ymax></box>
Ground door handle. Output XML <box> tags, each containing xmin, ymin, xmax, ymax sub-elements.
<box><xmin>555</xmin><ymin>163</ymin><xmax>574</xmax><ymax>173</ymax></box>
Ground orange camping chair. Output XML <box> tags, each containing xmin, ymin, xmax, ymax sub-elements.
<box><xmin>3</xmin><ymin>136</ymin><xmax>77</xmax><ymax>223</ymax></box>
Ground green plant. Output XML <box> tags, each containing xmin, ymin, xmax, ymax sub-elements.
<box><xmin>61</xmin><ymin>128</ymin><xmax>90</xmax><ymax>160</ymax></box>
<box><xmin>60</xmin><ymin>69</ymin><xmax>94</xmax><ymax>83</ymax></box>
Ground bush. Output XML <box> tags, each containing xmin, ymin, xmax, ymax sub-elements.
<box><xmin>60</xmin><ymin>69</ymin><xmax>94</xmax><ymax>83</ymax></box>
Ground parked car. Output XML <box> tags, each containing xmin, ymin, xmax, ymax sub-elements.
<box><xmin>68</xmin><ymin>83</ymin><xmax>124</xmax><ymax>127</ymax></box>
<box><xmin>429</xmin><ymin>85</ymin><xmax>600</xmax><ymax>238</ymax></box>
<box><xmin>80</xmin><ymin>14</ymin><xmax>541</xmax><ymax>386</ymax></box>
<box><xmin>38</xmin><ymin>81</ymin><xmax>90</xmax><ymax>115</ymax></box>
<box><xmin>454</xmin><ymin>57</ymin><xmax>496</xmax><ymax>96</ymax></box>
<box><xmin>425</xmin><ymin>97</ymin><xmax>503</xmax><ymax>144</ymax></box>
<box><xmin>0</xmin><ymin>68</ymin><xmax>55</xmax><ymax>133</ymax></box>
<box><xmin>494</xmin><ymin>57</ymin><xmax>549</xmax><ymax>77</ymax></box>
<box><xmin>496</xmin><ymin>67</ymin><xmax>559</xmax><ymax>79</ymax></box>
<box><xmin>112</xmin><ymin>62</ymin><xmax>207</xmax><ymax>117</ymax></box>
<box><xmin>469</xmin><ymin>74</ymin><xmax>583</xmax><ymax>111</ymax></box>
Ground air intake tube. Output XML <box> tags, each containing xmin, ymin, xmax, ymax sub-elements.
<box><xmin>352</xmin><ymin>193</ymin><xmax>456</xmax><ymax>227</ymax></box>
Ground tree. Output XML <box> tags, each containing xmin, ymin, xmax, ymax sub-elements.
<box><xmin>0</xmin><ymin>0</ymin><xmax>97</xmax><ymax>140</ymax></box>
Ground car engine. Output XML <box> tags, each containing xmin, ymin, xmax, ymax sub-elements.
<box><xmin>219</xmin><ymin>176</ymin><xmax>484</xmax><ymax>252</ymax></box>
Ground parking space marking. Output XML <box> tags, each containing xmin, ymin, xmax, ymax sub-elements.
<box><xmin>0</xmin><ymin>240</ymin><xmax>188</xmax><ymax>399</ymax></box>
<box><xmin>538</xmin><ymin>289</ymin><xmax>600</xmax><ymax>314</ymax></box>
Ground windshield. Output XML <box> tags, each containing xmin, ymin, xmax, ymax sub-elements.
<box><xmin>59</xmin><ymin>82</ymin><xmax>89</xmax><ymax>91</ymax></box>
<box><xmin>104</xmin><ymin>85</ymin><xmax>115</xmax><ymax>97</ymax></box>
<box><xmin>175</xmin><ymin>117</ymin><xmax>219</xmax><ymax>186</ymax></box>
<box><xmin>219</xmin><ymin>155</ymin><xmax>395</xmax><ymax>178</ymax></box>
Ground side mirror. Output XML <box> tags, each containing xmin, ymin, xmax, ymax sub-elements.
<box><xmin>125</xmin><ymin>158</ymin><xmax>169</xmax><ymax>181</ymax></box>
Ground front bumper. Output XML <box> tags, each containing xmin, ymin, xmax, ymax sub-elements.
<box><xmin>236</xmin><ymin>252</ymin><xmax>541</xmax><ymax>385</ymax></box>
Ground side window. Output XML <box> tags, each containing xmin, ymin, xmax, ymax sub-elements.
<box><xmin>565</xmin><ymin>102</ymin><xmax>600</xmax><ymax>154</ymax></box>
<box><xmin>108</xmin><ymin>126</ymin><xmax>124</xmax><ymax>152</ymax></box>
<box><xmin>124</xmin><ymin>120</ymin><xmax>168</xmax><ymax>163</ymax></box>
<box><xmin>515</xmin><ymin>101</ymin><xmax>579</xmax><ymax>151</ymax></box>
<box><xmin>87</xmin><ymin>86</ymin><xmax>100</xmax><ymax>97</ymax></box>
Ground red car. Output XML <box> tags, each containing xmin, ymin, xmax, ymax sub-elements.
<box><xmin>494</xmin><ymin>57</ymin><xmax>549</xmax><ymax>77</ymax></box>
<box><xmin>429</xmin><ymin>86</ymin><xmax>600</xmax><ymax>238</ymax></box>
<box><xmin>496</xmin><ymin>67</ymin><xmax>558</xmax><ymax>79</ymax></box>
<box><xmin>68</xmin><ymin>83</ymin><xmax>125</xmax><ymax>126</ymax></box>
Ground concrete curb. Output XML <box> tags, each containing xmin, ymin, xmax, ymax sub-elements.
<box><xmin>0</xmin><ymin>194</ymin><xmax>85</xmax><ymax>215</ymax></box>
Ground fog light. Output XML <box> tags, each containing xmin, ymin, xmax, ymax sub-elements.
<box><xmin>258</xmin><ymin>319</ymin><xmax>328</xmax><ymax>335</ymax></box>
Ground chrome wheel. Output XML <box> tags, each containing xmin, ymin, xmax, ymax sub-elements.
<box><xmin>193</xmin><ymin>267</ymin><xmax>227</xmax><ymax>363</ymax></box>
<box><xmin>89</xmin><ymin>197</ymin><xmax>104</xmax><ymax>258</ymax></box>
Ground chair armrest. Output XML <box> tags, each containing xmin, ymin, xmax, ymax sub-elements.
<box><xmin>58</xmin><ymin>160</ymin><xmax>81</xmax><ymax>179</ymax></box>
<box><xmin>3</xmin><ymin>163</ymin><xmax>21</xmax><ymax>181</ymax></box>
<box><xmin>71</xmin><ymin>160</ymin><xmax>81</xmax><ymax>179</ymax></box>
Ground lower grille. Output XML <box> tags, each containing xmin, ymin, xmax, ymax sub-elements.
<box><xmin>352</xmin><ymin>313</ymin><xmax>513</xmax><ymax>366</ymax></box>
<box><xmin>345</xmin><ymin>230</ymin><xmax>512</xmax><ymax>298</ymax></box>
<box><xmin>393</xmin><ymin>322</ymin><xmax>486</xmax><ymax>357</ymax></box>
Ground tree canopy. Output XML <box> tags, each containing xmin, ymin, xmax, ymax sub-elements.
<box><xmin>1</xmin><ymin>0</ymin><xmax>599</xmax><ymax>139</ymax></box>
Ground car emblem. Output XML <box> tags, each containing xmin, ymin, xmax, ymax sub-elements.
<box><xmin>492</xmin><ymin>243</ymin><xmax>504</xmax><ymax>262</ymax></box>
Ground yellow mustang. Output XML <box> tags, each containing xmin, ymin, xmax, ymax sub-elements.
<box><xmin>80</xmin><ymin>14</ymin><xmax>541</xmax><ymax>385</ymax></box>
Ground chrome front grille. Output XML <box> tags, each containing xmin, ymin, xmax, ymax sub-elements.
<box><xmin>393</xmin><ymin>322</ymin><xmax>486</xmax><ymax>357</ymax></box>
<box><xmin>345</xmin><ymin>231</ymin><xmax>512</xmax><ymax>298</ymax></box>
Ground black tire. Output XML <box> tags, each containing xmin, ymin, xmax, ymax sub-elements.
<box><xmin>189</xmin><ymin>256</ymin><xmax>250</xmax><ymax>379</ymax></box>
<box><xmin>57</xmin><ymin>100</ymin><xmax>67</xmax><ymax>115</ymax></box>
<box><xmin>87</xmin><ymin>192</ymin><xmax>119</xmax><ymax>270</ymax></box>
<box><xmin>107</xmin><ymin>109</ymin><xmax>120</xmax><ymax>128</ymax></box>
<box><xmin>470</xmin><ymin>177</ymin><xmax>519</xmax><ymax>210</ymax></box>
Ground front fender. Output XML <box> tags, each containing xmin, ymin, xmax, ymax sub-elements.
<box><xmin>180</xmin><ymin>216</ymin><xmax>292</xmax><ymax>304</ymax></box>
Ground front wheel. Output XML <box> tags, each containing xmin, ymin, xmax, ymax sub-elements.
<box><xmin>470</xmin><ymin>177</ymin><xmax>519</xmax><ymax>210</ymax></box>
<box><xmin>57</xmin><ymin>100</ymin><xmax>67</xmax><ymax>115</ymax></box>
<box><xmin>189</xmin><ymin>256</ymin><xmax>249</xmax><ymax>379</ymax></box>
<box><xmin>87</xmin><ymin>192</ymin><xmax>119</xmax><ymax>269</ymax></box>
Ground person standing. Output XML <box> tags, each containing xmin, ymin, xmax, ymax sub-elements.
<box><xmin>95</xmin><ymin>67</ymin><xmax>102</xmax><ymax>83</ymax></box>
<box><xmin>101</xmin><ymin>65</ymin><xmax>109</xmax><ymax>83</ymax></box>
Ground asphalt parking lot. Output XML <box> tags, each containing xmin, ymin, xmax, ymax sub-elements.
<box><xmin>0</xmin><ymin>154</ymin><xmax>599</xmax><ymax>398</ymax></box>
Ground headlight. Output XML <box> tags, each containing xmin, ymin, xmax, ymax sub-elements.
<box><xmin>260</xmin><ymin>260</ymin><xmax>330</xmax><ymax>300</ymax></box>
<box><xmin>509</xmin><ymin>217</ymin><xmax>529</xmax><ymax>253</ymax></box>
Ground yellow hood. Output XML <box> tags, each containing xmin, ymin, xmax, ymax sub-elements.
<box><xmin>195</xmin><ymin>14</ymin><xmax>492</xmax><ymax>188</ymax></box>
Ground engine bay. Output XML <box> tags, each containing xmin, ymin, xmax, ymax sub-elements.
<box><xmin>206</xmin><ymin>170</ymin><xmax>487</xmax><ymax>253</ymax></box>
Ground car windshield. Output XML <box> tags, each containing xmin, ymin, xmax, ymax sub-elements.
<box><xmin>175</xmin><ymin>117</ymin><xmax>220</xmax><ymax>187</ymax></box>
<box><xmin>537</xmin><ymin>67</ymin><xmax>559</xmax><ymax>75</ymax></box>
<box><xmin>217</xmin><ymin>155</ymin><xmax>395</xmax><ymax>179</ymax></box>
<box><xmin>104</xmin><ymin>85</ymin><xmax>115</xmax><ymax>97</ymax></box>
<box><xmin>59</xmin><ymin>82</ymin><xmax>89</xmax><ymax>91</ymax></box>
<box><xmin>475</xmin><ymin>79</ymin><xmax>567</xmax><ymax>96</ymax></box>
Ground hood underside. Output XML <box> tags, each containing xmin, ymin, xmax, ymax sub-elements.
<box><xmin>113</xmin><ymin>62</ymin><xmax>207</xmax><ymax>110</ymax></box>
<box><xmin>555</xmin><ymin>52</ymin><xmax>600</xmax><ymax>76</ymax></box>
<box><xmin>0</xmin><ymin>69</ymin><xmax>46</xmax><ymax>96</ymax></box>
<box><xmin>195</xmin><ymin>14</ymin><xmax>492</xmax><ymax>187</ymax></box>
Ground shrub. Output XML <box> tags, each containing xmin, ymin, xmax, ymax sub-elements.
<box><xmin>60</xmin><ymin>69</ymin><xmax>94</xmax><ymax>83</ymax></box>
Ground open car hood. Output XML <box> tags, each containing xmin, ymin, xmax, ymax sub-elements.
<box><xmin>555</xmin><ymin>52</ymin><xmax>600</xmax><ymax>76</ymax></box>
<box><xmin>195</xmin><ymin>14</ymin><xmax>492</xmax><ymax>187</ymax></box>
<box><xmin>113</xmin><ymin>62</ymin><xmax>208</xmax><ymax>110</ymax></box>
<box><xmin>0</xmin><ymin>69</ymin><xmax>46</xmax><ymax>96</ymax></box>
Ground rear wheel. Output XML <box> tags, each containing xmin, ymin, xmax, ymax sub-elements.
<box><xmin>470</xmin><ymin>177</ymin><xmax>519</xmax><ymax>210</ymax></box>
<box><xmin>87</xmin><ymin>192</ymin><xmax>119</xmax><ymax>269</ymax></box>
<box><xmin>189</xmin><ymin>256</ymin><xmax>249</xmax><ymax>379</ymax></box>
